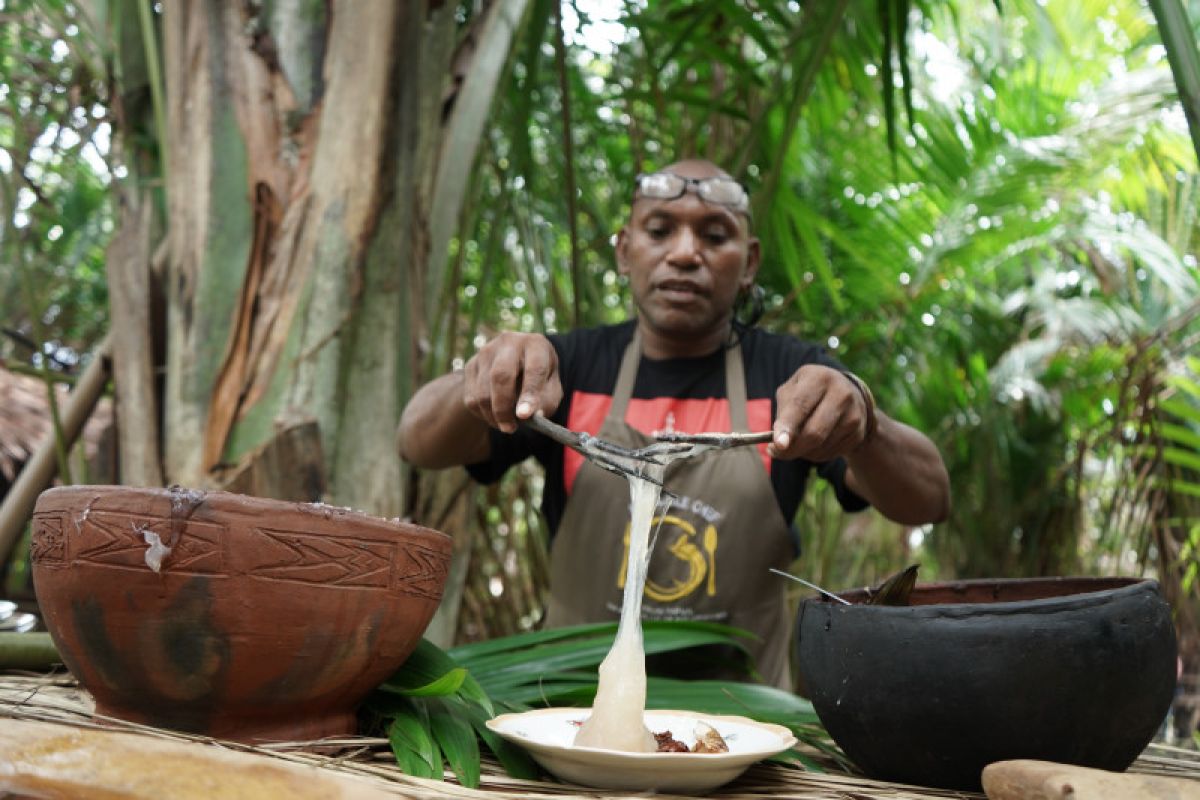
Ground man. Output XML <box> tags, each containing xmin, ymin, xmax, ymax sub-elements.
<box><xmin>399</xmin><ymin>159</ymin><xmax>950</xmax><ymax>688</ymax></box>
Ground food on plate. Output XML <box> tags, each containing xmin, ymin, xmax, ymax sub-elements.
<box><xmin>653</xmin><ymin>731</ymin><xmax>690</xmax><ymax>752</ymax></box>
<box><xmin>651</xmin><ymin>723</ymin><xmax>731</xmax><ymax>754</ymax></box>
<box><xmin>691</xmin><ymin>722</ymin><xmax>730</xmax><ymax>754</ymax></box>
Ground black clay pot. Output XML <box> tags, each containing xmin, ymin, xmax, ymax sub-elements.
<box><xmin>795</xmin><ymin>577</ymin><xmax>1176</xmax><ymax>791</ymax></box>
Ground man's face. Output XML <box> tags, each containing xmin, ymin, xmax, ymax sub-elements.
<box><xmin>617</xmin><ymin>171</ymin><xmax>760</xmax><ymax>351</ymax></box>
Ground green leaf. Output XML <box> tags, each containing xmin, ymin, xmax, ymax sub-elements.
<box><xmin>1173</xmin><ymin>482</ymin><xmax>1200</xmax><ymax>502</ymax></box>
<box><xmin>379</xmin><ymin>638</ymin><xmax>466</xmax><ymax>696</ymax></box>
<box><xmin>1146</xmin><ymin>0</ymin><xmax>1200</xmax><ymax>164</ymax></box>
<box><xmin>384</xmin><ymin>667</ymin><xmax>469</xmax><ymax>699</ymax></box>
<box><xmin>1163</xmin><ymin>446</ymin><xmax>1200</xmax><ymax>472</ymax></box>
<box><xmin>719</xmin><ymin>2</ymin><xmax>780</xmax><ymax>60</ymax></box>
<box><xmin>459</xmin><ymin>673</ymin><xmax>496</xmax><ymax>717</ymax></box>
<box><xmin>460</xmin><ymin>622</ymin><xmax>754</xmax><ymax>694</ymax></box>
<box><xmin>363</xmin><ymin>689</ymin><xmax>416</xmax><ymax>717</ymax></box>
<box><xmin>449</xmin><ymin>622</ymin><xmax>618</xmax><ymax>661</ymax></box>
<box><xmin>769</xmin><ymin>747</ymin><xmax>828</xmax><ymax>771</ymax></box>
<box><xmin>1156</xmin><ymin>419</ymin><xmax>1200</xmax><ymax>450</ymax></box>
<box><xmin>483</xmin><ymin>675</ymin><xmax>602</xmax><ymax>707</ymax></box>
<box><xmin>465</xmin><ymin>703</ymin><xmax>543</xmax><ymax>780</ymax></box>
<box><xmin>387</xmin><ymin>709</ymin><xmax>441</xmax><ymax>779</ymax></box>
<box><xmin>793</xmin><ymin>209</ymin><xmax>846</xmax><ymax>313</ymax></box>
<box><xmin>879</xmin><ymin>0</ymin><xmax>898</xmax><ymax>167</ymax></box>
<box><xmin>621</xmin><ymin>88</ymin><xmax>752</xmax><ymax>121</ymax></box>
<box><xmin>649</xmin><ymin>5</ymin><xmax>716</xmax><ymax>73</ymax></box>
<box><xmin>461</xmin><ymin>639</ymin><xmax>614</xmax><ymax>689</ymax></box>
<box><xmin>429</xmin><ymin>699</ymin><xmax>482</xmax><ymax>789</ymax></box>
<box><xmin>1167</xmin><ymin>373</ymin><xmax>1200</xmax><ymax>404</ymax></box>
<box><xmin>644</xmin><ymin>679</ymin><xmax>820</xmax><ymax>729</ymax></box>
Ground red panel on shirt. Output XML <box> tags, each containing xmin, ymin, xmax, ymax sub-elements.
<box><xmin>564</xmin><ymin>391</ymin><xmax>775</xmax><ymax>493</ymax></box>
<box><xmin>563</xmin><ymin>392</ymin><xmax>610</xmax><ymax>492</ymax></box>
<box><xmin>746</xmin><ymin>398</ymin><xmax>773</xmax><ymax>445</ymax></box>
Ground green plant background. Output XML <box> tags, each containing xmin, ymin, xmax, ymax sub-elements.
<box><xmin>3</xmin><ymin>0</ymin><xmax>1200</xmax><ymax>778</ymax></box>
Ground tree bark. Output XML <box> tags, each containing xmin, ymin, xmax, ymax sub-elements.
<box><xmin>104</xmin><ymin>191</ymin><xmax>163</xmax><ymax>487</ymax></box>
<box><xmin>219</xmin><ymin>417</ymin><xmax>326</xmax><ymax>503</ymax></box>
<box><xmin>154</xmin><ymin>3</ymin><xmax>462</xmax><ymax>517</ymax></box>
<box><xmin>137</xmin><ymin>0</ymin><xmax>526</xmax><ymax>524</ymax></box>
<box><xmin>91</xmin><ymin>2</ymin><xmax>536</xmax><ymax>650</ymax></box>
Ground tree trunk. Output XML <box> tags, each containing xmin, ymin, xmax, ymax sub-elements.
<box><xmin>105</xmin><ymin>190</ymin><xmax>163</xmax><ymax>488</ymax></box>
<box><xmin>139</xmin><ymin>1</ymin><xmax>528</xmax><ymax>525</ymax></box>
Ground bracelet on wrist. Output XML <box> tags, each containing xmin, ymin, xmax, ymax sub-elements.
<box><xmin>844</xmin><ymin>371</ymin><xmax>878</xmax><ymax>446</ymax></box>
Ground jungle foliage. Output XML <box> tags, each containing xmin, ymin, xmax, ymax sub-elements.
<box><xmin>2</xmin><ymin>0</ymin><xmax>1199</xmax><ymax>717</ymax></box>
<box><xmin>440</xmin><ymin>0</ymin><xmax>1200</xmax><ymax>645</ymax></box>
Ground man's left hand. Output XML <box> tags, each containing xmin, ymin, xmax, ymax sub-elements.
<box><xmin>768</xmin><ymin>365</ymin><xmax>875</xmax><ymax>462</ymax></box>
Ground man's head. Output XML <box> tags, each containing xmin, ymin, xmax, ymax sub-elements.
<box><xmin>617</xmin><ymin>159</ymin><xmax>760</xmax><ymax>358</ymax></box>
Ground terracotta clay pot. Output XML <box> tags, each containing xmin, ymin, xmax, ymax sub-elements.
<box><xmin>795</xmin><ymin>577</ymin><xmax>1176</xmax><ymax>791</ymax></box>
<box><xmin>31</xmin><ymin>485</ymin><xmax>452</xmax><ymax>743</ymax></box>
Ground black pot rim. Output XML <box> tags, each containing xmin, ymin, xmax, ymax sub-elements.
<box><xmin>802</xmin><ymin>575</ymin><xmax>1160</xmax><ymax>619</ymax></box>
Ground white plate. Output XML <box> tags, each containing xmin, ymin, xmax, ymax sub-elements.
<box><xmin>0</xmin><ymin>600</ymin><xmax>15</xmax><ymax>622</ymax></box>
<box><xmin>486</xmin><ymin>707</ymin><xmax>796</xmax><ymax>793</ymax></box>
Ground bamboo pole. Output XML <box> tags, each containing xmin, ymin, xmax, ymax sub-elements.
<box><xmin>0</xmin><ymin>334</ymin><xmax>113</xmax><ymax>571</ymax></box>
<box><xmin>0</xmin><ymin>632</ymin><xmax>60</xmax><ymax>670</ymax></box>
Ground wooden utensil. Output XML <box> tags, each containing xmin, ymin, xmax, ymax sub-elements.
<box><xmin>983</xmin><ymin>759</ymin><xmax>1200</xmax><ymax>800</ymax></box>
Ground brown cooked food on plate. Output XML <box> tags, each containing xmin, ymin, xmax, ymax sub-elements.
<box><xmin>652</xmin><ymin>724</ymin><xmax>731</xmax><ymax>754</ymax></box>
<box><xmin>654</xmin><ymin>731</ymin><xmax>690</xmax><ymax>752</ymax></box>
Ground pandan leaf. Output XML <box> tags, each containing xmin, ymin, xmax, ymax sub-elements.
<box><xmin>429</xmin><ymin>698</ymin><xmax>482</xmax><ymax>788</ymax></box>
<box><xmin>368</xmin><ymin>621</ymin><xmax>841</xmax><ymax>784</ymax></box>
<box><xmin>387</xmin><ymin>707</ymin><xmax>440</xmax><ymax>779</ymax></box>
<box><xmin>769</xmin><ymin>748</ymin><xmax>827</xmax><ymax>771</ymax></box>
<box><xmin>458</xmin><ymin>621</ymin><xmax>753</xmax><ymax>693</ymax></box>
<box><xmin>464</xmin><ymin>702</ymin><xmax>542</xmax><ymax>780</ymax></box>
<box><xmin>458</xmin><ymin>672</ymin><xmax>495</xmax><ymax>716</ymax></box>
<box><xmin>379</xmin><ymin>638</ymin><xmax>466</xmax><ymax>694</ymax></box>
<box><xmin>381</xmin><ymin>667</ymin><xmax>469</xmax><ymax>699</ymax></box>
<box><xmin>449</xmin><ymin>620</ymin><xmax>750</xmax><ymax>663</ymax></box>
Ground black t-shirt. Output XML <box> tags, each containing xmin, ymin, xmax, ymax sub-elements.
<box><xmin>466</xmin><ymin>321</ymin><xmax>869</xmax><ymax>539</ymax></box>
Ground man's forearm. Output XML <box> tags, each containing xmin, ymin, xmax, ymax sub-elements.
<box><xmin>844</xmin><ymin>413</ymin><xmax>951</xmax><ymax>525</ymax></box>
<box><xmin>398</xmin><ymin>372</ymin><xmax>492</xmax><ymax>468</ymax></box>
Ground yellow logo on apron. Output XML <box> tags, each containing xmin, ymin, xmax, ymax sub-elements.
<box><xmin>618</xmin><ymin>516</ymin><xmax>719</xmax><ymax>601</ymax></box>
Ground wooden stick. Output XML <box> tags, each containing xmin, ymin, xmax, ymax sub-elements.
<box><xmin>653</xmin><ymin>431</ymin><xmax>775</xmax><ymax>447</ymax></box>
<box><xmin>0</xmin><ymin>334</ymin><xmax>112</xmax><ymax>570</ymax></box>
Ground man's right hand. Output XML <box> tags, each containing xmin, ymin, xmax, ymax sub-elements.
<box><xmin>398</xmin><ymin>332</ymin><xmax>563</xmax><ymax>468</ymax></box>
<box><xmin>462</xmin><ymin>332</ymin><xmax>563</xmax><ymax>433</ymax></box>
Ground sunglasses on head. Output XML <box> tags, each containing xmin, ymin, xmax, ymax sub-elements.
<box><xmin>634</xmin><ymin>172</ymin><xmax>751</xmax><ymax>216</ymax></box>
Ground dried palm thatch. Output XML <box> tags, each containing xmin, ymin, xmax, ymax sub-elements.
<box><xmin>2</xmin><ymin>672</ymin><xmax>1197</xmax><ymax>800</ymax></box>
<box><xmin>0</xmin><ymin>366</ymin><xmax>112</xmax><ymax>485</ymax></box>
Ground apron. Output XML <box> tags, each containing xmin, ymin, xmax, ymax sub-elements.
<box><xmin>545</xmin><ymin>332</ymin><xmax>796</xmax><ymax>689</ymax></box>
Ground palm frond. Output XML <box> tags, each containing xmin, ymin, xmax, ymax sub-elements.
<box><xmin>364</xmin><ymin>622</ymin><xmax>837</xmax><ymax>786</ymax></box>
<box><xmin>1147</xmin><ymin>0</ymin><xmax>1200</xmax><ymax>164</ymax></box>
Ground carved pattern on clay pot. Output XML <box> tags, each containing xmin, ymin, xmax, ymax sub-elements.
<box><xmin>392</xmin><ymin>542</ymin><xmax>452</xmax><ymax>600</ymax></box>
<box><xmin>234</xmin><ymin>527</ymin><xmax>395</xmax><ymax>588</ymax></box>
<box><xmin>30</xmin><ymin>485</ymin><xmax>453</xmax><ymax>743</ymax></box>
<box><xmin>30</xmin><ymin>513</ymin><xmax>66</xmax><ymax>565</ymax></box>
<box><xmin>76</xmin><ymin>511</ymin><xmax>226</xmax><ymax>573</ymax></box>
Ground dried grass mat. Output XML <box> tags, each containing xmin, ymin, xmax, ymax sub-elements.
<box><xmin>1</xmin><ymin>672</ymin><xmax>1195</xmax><ymax>800</ymax></box>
